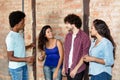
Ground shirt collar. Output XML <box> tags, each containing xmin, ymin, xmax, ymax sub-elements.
<box><xmin>69</xmin><ymin>29</ymin><xmax>82</xmax><ymax>36</ymax></box>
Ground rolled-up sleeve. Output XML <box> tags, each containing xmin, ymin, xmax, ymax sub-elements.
<box><xmin>104</xmin><ymin>41</ymin><xmax>114</xmax><ymax>66</ymax></box>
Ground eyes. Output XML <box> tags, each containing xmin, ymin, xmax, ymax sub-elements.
<box><xmin>91</xmin><ymin>27</ymin><xmax>93</xmax><ymax>30</ymax></box>
<box><xmin>91</xmin><ymin>26</ymin><xmax>95</xmax><ymax>30</ymax></box>
<box><xmin>46</xmin><ymin>28</ymin><xmax>52</xmax><ymax>34</ymax></box>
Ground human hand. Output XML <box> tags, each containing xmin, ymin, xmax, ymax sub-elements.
<box><xmin>53</xmin><ymin>70</ymin><xmax>58</xmax><ymax>80</ymax></box>
<box><xmin>26</xmin><ymin>56</ymin><xmax>34</xmax><ymax>63</ymax></box>
<box><xmin>30</xmin><ymin>43</ymin><xmax>36</xmax><ymax>48</ymax></box>
<box><xmin>26</xmin><ymin>43</ymin><xmax>36</xmax><ymax>50</ymax></box>
<box><xmin>62</xmin><ymin>68</ymin><xmax>66</xmax><ymax>76</ymax></box>
<box><xmin>38</xmin><ymin>54</ymin><xmax>44</xmax><ymax>61</ymax></box>
<box><xmin>83</xmin><ymin>55</ymin><xmax>94</xmax><ymax>62</ymax></box>
<box><xmin>70</xmin><ymin>68</ymin><xmax>77</xmax><ymax>78</ymax></box>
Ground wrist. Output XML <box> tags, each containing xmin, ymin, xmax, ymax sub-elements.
<box><xmin>92</xmin><ymin>57</ymin><xmax>96</xmax><ymax>62</ymax></box>
<box><xmin>24</xmin><ymin>57</ymin><xmax>27</xmax><ymax>62</ymax></box>
<box><xmin>74</xmin><ymin>67</ymin><xmax>78</xmax><ymax>72</ymax></box>
<box><xmin>56</xmin><ymin>67</ymin><xmax>59</xmax><ymax>71</ymax></box>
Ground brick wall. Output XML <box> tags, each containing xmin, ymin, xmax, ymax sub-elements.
<box><xmin>36</xmin><ymin>0</ymin><xmax>83</xmax><ymax>80</ymax></box>
<box><xmin>0</xmin><ymin>1</ymin><xmax>21</xmax><ymax>80</ymax></box>
<box><xmin>0</xmin><ymin>0</ymin><xmax>34</xmax><ymax>80</ymax></box>
<box><xmin>0</xmin><ymin>0</ymin><xmax>120</xmax><ymax>80</ymax></box>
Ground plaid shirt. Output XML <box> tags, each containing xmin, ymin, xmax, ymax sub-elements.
<box><xmin>64</xmin><ymin>29</ymin><xmax>90</xmax><ymax>73</ymax></box>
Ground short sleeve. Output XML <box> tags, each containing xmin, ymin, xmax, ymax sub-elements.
<box><xmin>6</xmin><ymin>37</ymin><xmax>14</xmax><ymax>51</ymax></box>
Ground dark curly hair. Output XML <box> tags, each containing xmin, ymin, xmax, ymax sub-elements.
<box><xmin>9</xmin><ymin>11</ymin><xmax>25</xmax><ymax>28</ymax></box>
<box><xmin>64</xmin><ymin>14</ymin><xmax>82</xmax><ymax>29</ymax></box>
<box><xmin>38</xmin><ymin>25</ymin><xmax>52</xmax><ymax>51</ymax></box>
<box><xmin>93</xmin><ymin>19</ymin><xmax>116</xmax><ymax>59</ymax></box>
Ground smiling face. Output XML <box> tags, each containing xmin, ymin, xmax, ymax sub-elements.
<box><xmin>65</xmin><ymin>22</ymin><xmax>74</xmax><ymax>31</ymax></box>
<box><xmin>45</xmin><ymin>28</ymin><xmax>53</xmax><ymax>39</ymax></box>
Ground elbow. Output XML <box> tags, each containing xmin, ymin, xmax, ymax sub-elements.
<box><xmin>60</xmin><ymin>54</ymin><xmax>64</xmax><ymax>61</ymax></box>
<box><xmin>8</xmin><ymin>56</ymin><xmax>13</xmax><ymax>61</ymax></box>
<box><xmin>110</xmin><ymin>61</ymin><xmax>114</xmax><ymax>66</ymax></box>
<box><xmin>105</xmin><ymin>60</ymin><xmax>114</xmax><ymax>66</ymax></box>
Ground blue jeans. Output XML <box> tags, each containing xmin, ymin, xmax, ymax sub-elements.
<box><xmin>43</xmin><ymin>66</ymin><xmax>62</xmax><ymax>80</ymax></box>
<box><xmin>9</xmin><ymin>65</ymin><xmax>28</xmax><ymax>80</ymax></box>
<box><xmin>91</xmin><ymin>72</ymin><xmax>112</xmax><ymax>80</ymax></box>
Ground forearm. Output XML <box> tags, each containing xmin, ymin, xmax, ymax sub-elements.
<box><xmin>74</xmin><ymin>57</ymin><xmax>84</xmax><ymax>71</ymax></box>
<box><xmin>93</xmin><ymin>57</ymin><xmax>105</xmax><ymax>65</ymax></box>
<box><xmin>25</xmin><ymin>43</ymin><xmax>35</xmax><ymax>50</ymax></box>
<box><xmin>8</xmin><ymin>56</ymin><xmax>26</xmax><ymax>62</ymax></box>
<box><xmin>56</xmin><ymin>57</ymin><xmax>63</xmax><ymax>71</ymax></box>
<box><xmin>56</xmin><ymin>40</ymin><xmax>64</xmax><ymax>70</ymax></box>
<box><xmin>63</xmin><ymin>57</ymin><xmax>65</xmax><ymax>68</ymax></box>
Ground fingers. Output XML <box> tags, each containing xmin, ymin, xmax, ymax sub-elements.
<box><xmin>70</xmin><ymin>72</ymin><xmax>75</xmax><ymax>78</ymax></box>
<box><xmin>26</xmin><ymin>56</ymin><xmax>34</xmax><ymax>63</ymax></box>
<box><xmin>53</xmin><ymin>71</ymin><xmax>58</xmax><ymax>80</ymax></box>
<box><xmin>62</xmin><ymin>68</ymin><xmax>66</xmax><ymax>76</ymax></box>
<box><xmin>83</xmin><ymin>55</ymin><xmax>88</xmax><ymax>62</ymax></box>
<box><xmin>30</xmin><ymin>43</ymin><xmax>36</xmax><ymax>48</ymax></box>
<box><xmin>70</xmin><ymin>69</ymin><xmax>77</xmax><ymax>78</ymax></box>
<box><xmin>83</xmin><ymin>55</ymin><xmax>91</xmax><ymax>62</ymax></box>
<box><xmin>38</xmin><ymin>55</ymin><xmax>44</xmax><ymax>61</ymax></box>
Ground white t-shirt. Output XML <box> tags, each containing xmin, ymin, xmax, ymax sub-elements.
<box><xmin>5</xmin><ymin>31</ymin><xmax>26</xmax><ymax>69</ymax></box>
<box><xmin>68</xmin><ymin>34</ymin><xmax>76</xmax><ymax>68</ymax></box>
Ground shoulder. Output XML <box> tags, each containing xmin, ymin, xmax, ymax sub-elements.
<box><xmin>65</xmin><ymin>32</ymin><xmax>72</xmax><ymax>41</ymax></box>
<box><xmin>103</xmin><ymin>38</ymin><xmax>113</xmax><ymax>46</ymax></box>
<box><xmin>81</xmin><ymin>30</ymin><xmax>89</xmax><ymax>37</ymax></box>
<box><xmin>78</xmin><ymin>30</ymin><xmax>90</xmax><ymax>41</ymax></box>
<box><xmin>66</xmin><ymin>31</ymin><xmax>72</xmax><ymax>37</ymax></box>
<box><xmin>56</xmin><ymin>39</ymin><xmax>63</xmax><ymax>47</ymax></box>
<box><xmin>6</xmin><ymin>32</ymin><xmax>14</xmax><ymax>42</ymax></box>
<box><xmin>99</xmin><ymin>38</ymin><xmax>113</xmax><ymax>50</ymax></box>
<box><xmin>56</xmin><ymin>39</ymin><xmax>62</xmax><ymax>44</ymax></box>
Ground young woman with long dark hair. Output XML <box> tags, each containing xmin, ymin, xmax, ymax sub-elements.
<box><xmin>83</xmin><ymin>19</ymin><xmax>116</xmax><ymax>80</ymax></box>
<box><xmin>38</xmin><ymin>25</ymin><xmax>64</xmax><ymax>80</ymax></box>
